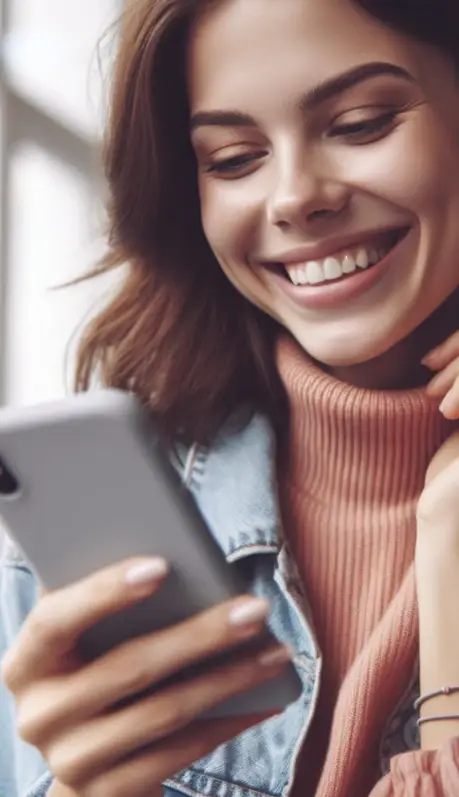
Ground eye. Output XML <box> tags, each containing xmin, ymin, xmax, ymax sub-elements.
<box><xmin>204</xmin><ymin>151</ymin><xmax>266</xmax><ymax>178</ymax></box>
<box><xmin>328</xmin><ymin>110</ymin><xmax>399</xmax><ymax>144</ymax></box>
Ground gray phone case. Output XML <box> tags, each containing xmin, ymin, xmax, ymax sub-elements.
<box><xmin>0</xmin><ymin>389</ymin><xmax>301</xmax><ymax>717</ymax></box>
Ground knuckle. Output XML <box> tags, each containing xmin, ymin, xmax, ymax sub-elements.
<box><xmin>16</xmin><ymin>704</ymin><xmax>44</xmax><ymax>745</ymax></box>
<box><xmin>118</xmin><ymin>655</ymin><xmax>154</xmax><ymax>696</ymax></box>
<box><xmin>47</xmin><ymin>742</ymin><xmax>87</xmax><ymax>787</ymax></box>
<box><xmin>154</xmin><ymin>697</ymin><xmax>187</xmax><ymax>735</ymax></box>
<box><xmin>16</xmin><ymin>682</ymin><xmax>70</xmax><ymax>747</ymax></box>
<box><xmin>16</xmin><ymin>688</ymin><xmax>52</xmax><ymax>745</ymax></box>
<box><xmin>1</xmin><ymin>647</ymin><xmax>18</xmax><ymax>689</ymax></box>
<box><xmin>28</xmin><ymin>595</ymin><xmax>61</xmax><ymax>642</ymax></box>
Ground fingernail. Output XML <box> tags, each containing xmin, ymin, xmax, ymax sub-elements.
<box><xmin>258</xmin><ymin>645</ymin><xmax>293</xmax><ymax>668</ymax></box>
<box><xmin>125</xmin><ymin>558</ymin><xmax>169</xmax><ymax>585</ymax></box>
<box><xmin>228</xmin><ymin>598</ymin><xmax>269</xmax><ymax>627</ymax></box>
<box><xmin>439</xmin><ymin>395</ymin><xmax>454</xmax><ymax>417</ymax></box>
<box><xmin>421</xmin><ymin>349</ymin><xmax>440</xmax><ymax>367</ymax></box>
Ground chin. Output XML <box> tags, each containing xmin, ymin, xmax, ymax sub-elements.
<box><xmin>290</xmin><ymin>326</ymin><xmax>400</xmax><ymax>369</ymax></box>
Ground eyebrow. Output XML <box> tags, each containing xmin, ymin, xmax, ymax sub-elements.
<box><xmin>189</xmin><ymin>61</ymin><xmax>415</xmax><ymax>132</ymax></box>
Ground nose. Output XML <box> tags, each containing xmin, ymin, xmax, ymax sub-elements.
<box><xmin>266</xmin><ymin>156</ymin><xmax>350</xmax><ymax>230</ymax></box>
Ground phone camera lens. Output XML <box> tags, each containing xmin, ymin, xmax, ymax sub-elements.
<box><xmin>0</xmin><ymin>459</ymin><xmax>20</xmax><ymax>496</ymax></box>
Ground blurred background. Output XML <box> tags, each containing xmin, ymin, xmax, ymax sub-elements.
<box><xmin>0</xmin><ymin>0</ymin><xmax>122</xmax><ymax>409</ymax></box>
<box><xmin>0</xmin><ymin>1</ymin><xmax>123</xmax><ymax>547</ymax></box>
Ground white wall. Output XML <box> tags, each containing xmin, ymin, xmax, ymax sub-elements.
<box><xmin>1</xmin><ymin>0</ymin><xmax>121</xmax><ymax>406</ymax></box>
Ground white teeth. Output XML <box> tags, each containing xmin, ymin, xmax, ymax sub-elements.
<box><xmin>355</xmin><ymin>248</ymin><xmax>369</xmax><ymax>269</ymax></box>
<box><xmin>296</xmin><ymin>266</ymin><xmax>308</xmax><ymax>285</ymax></box>
<box><xmin>306</xmin><ymin>261</ymin><xmax>324</xmax><ymax>284</ymax></box>
<box><xmin>342</xmin><ymin>254</ymin><xmax>356</xmax><ymax>274</ymax></box>
<box><xmin>323</xmin><ymin>257</ymin><xmax>342</xmax><ymax>281</ymax></box>
<box><xmin>283</xmin><ymin>241</ymin><xmax>386</xmax><ymax>285</ymax></box>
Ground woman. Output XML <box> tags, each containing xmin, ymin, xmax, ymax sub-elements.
<box><xmin>2</xmin><ymin>0</ymin><xmax>459</xmax><ymax>794</ymax></box>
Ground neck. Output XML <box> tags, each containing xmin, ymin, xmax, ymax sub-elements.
<box><xmin>324</xmin><ymin>290</ymin><xmax>459</xmax><ymax>391</ymax></box>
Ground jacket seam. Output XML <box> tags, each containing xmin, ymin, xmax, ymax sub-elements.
<box><xmin>164</xmin><ymin>773</ymin><xmax>276</xmax><ymax>797</ymax></box>
<box><xmin>184</xmin><ymin>444</ymin><xmax>209</xmax><ymax>492</ymax></box>
<box><xmin>182</xmin><ymin>442</ymin><xmax>200</xmax><ymax>487</ymax></box>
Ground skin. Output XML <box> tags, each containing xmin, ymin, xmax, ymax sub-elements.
<box><xmin>4</xmin><ymin>1</ymin><xmax>459</xmax><ymax>795</ymax></box>
<box><xmin>188</xmin><ymin>0</ymin><xmax>459</xmax><ymax>390</ymax></box>
<box><xmin>189</xmin><ymin>0</ymin><xmax>459</xmax><ymax>756</ymax></box>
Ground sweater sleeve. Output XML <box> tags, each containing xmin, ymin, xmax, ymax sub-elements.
<box><xmin>371</xmin><ymin>738</ymin><xmax>459</xmax><ymax>796</ymax></box>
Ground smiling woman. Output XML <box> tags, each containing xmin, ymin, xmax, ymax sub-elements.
<box><xmin>188</xmin><ymin>0</ymin><xmax>459</xmax><ymax>380</ymax></box>
<box><xmin>3</xmin><ymin>1</ymin><xmax>459</xmax><ymax>797</ymax></box>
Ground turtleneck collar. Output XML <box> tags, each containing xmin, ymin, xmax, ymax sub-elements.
<box><xmin>276</xmin><ymin>334</ymin><xmax>456</xmax><ymax>507</ymax></box>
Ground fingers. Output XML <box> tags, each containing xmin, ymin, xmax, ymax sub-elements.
<box><xmin>16</xmin><ymin>594</ymin><xmax>271</xmax><ymax>734</ymax></box>
<box><xmin>423</xmin><ymin>334</ymin><xmax>459</xmax><ymax>419</ymax></box>
<box><xmin>53</xmin><ymin>595</ymin><xmax>270</xmax><ymax>720</ymax></box>
<box><xmin>45</xmin><ymin>644</ymin><xmax>290</xmax><ymax>785</ymax></box>
<box><xmin>2</xmin><ymin>557</ymin><xmax>169</xmax><ymax>689</ymax></box>
<box><xmin>437</xmin><ymin>379</ymin><xmax>459</xmax><ymax>420</ymax></box>
<box><xmin>426</xmin><ymin>357</ymin><xmax>459</xmax><ymax>397</ymax></box>
<box><xmin>425</xmin><ymin>358</ymin><xmax>459</xmax><ymax>419</ymax></box>
<box><xmin>423</xmin><ymin>332</ymin><xmax>459</xmax><ymax>371</ymax></box>
<box><xmin>72</xmin><ymin>715</ymin><xmax>271</xmax><ymax>797</ymax></box>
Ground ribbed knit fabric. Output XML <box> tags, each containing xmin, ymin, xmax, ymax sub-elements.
<box><xmin>275</xmin><ymin>334</ymin><xmax>458</xmax><ymax>797</ymax></box>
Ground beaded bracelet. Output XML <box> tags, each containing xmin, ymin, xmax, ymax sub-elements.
<box><xmin>414</xmin><ymin>686</ymin><xmax>459</xmax><ymax>712</ymax></box>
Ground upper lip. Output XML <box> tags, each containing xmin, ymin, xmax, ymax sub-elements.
<box><xmin>260</xmin><ymin>226</ymin><xmax>409</xmax><ymax>266</ymax></box>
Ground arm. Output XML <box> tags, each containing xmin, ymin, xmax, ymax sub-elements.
<box><xmin>416</xmin><ymin>431</ymin><xmax>459</xmax><ymax>750</ymax></box>
<box><xmin>368</xmin><ymin>432</ymin><xmax>459</xmax><ymax>796</ymax></box>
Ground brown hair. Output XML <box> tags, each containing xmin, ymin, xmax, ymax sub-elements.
<box><xmin>76</xmin><ymin>0</ymin><xmax>459</xmax><ymax>445</ymax></box>
<box><xmin>76</xmin><ymin>0</ymin><xmax>283</xmax><ymax>445</ymax></box>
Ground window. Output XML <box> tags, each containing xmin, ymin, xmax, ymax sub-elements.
<box><xmin>0</xmin><ymin>0</ymin><xmax>122</xmax><ymax>406</ymax></box>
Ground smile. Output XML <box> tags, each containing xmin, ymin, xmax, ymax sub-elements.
<box><xmin>266</xmin><ymin>228</ymin><xmax>409</xmax><ymax>288</ymax></box>
<box><xmin>260</xmin><ymin>226</ymin><xmax>412</xmax><ymax>311</ymax></box>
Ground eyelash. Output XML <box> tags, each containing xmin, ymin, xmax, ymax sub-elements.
<box><xmin>328</xmin><ymin>110</ymin><xmax>399</xmax><ymax>140</ymax></box>
<box><xmin>205</xmin><ymin>152</ymin><xmax>265</xmax><ymax>175</ymax></box>
<box><xmin>204</xmin><ymin>110</ymin><xmax>400</xmax><ymax>177</ymax></box>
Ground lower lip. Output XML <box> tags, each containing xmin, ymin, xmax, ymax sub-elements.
<box><xmin>265</xmin><ymin>231</ymin><xmax>410</xmax><ymax>311</ymax></box>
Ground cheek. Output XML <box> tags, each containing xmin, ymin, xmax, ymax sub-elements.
<box><xmin>199</xmin><ymin>180</ymin><xmax>260</xmax><ymax>263</ymax></box>
<box><xmin>339</xmin><ymin>120</ymin><xmax>459</xmax><ymax>214</ymax></box>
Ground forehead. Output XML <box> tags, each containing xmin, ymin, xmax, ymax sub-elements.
<box><xmin>187</xmin><ymin>0</ymin><xmax>422</xmax><ymax>109</ymax></box>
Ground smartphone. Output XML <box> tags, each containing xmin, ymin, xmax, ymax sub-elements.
<box><xmin>0</xmin><ymin>389</ymin><xmax>301</xmax><ymax>717</ymax></box>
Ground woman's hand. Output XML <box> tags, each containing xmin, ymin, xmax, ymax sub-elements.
<box><xmin>423</xmin><ymin>331</ymin><xmax>459</xmax><ymax>419</ymax></box>
<box><xmin>416</xmin><ymin>429</ymin><xmax>459</xmax><ymax>749</ymax></box>
<box><xmin>1</xmin><ymin>558</ymin><xmax>290</xmax><ymax>797</ymax></box>
<box><xmin>416</xmin><ymin>328</ymin><xmax>459</xmax><ymax>748</ymax></box>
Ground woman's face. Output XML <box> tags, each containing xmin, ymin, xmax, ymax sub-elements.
<box><xmin>188</xmin><ymin>0</ymin><xmax>459</xmax><ymax>367</ymax></box>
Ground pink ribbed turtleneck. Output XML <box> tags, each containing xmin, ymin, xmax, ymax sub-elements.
<box><xmin>275</xmin><ymin>334</ymin><xmax>459</xmax><ymax>797</ymax></box>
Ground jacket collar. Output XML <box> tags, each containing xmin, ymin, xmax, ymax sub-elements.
<box><xmin>178</xmin><ymin>413</ymin><xmax>282</xmax><ymax>561</ymax></box>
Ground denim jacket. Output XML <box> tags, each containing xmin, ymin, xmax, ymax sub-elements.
<box><xmin>0</xmin><ymin>413</ymin><xmax>420</xmax><ymax>797</ymax></box>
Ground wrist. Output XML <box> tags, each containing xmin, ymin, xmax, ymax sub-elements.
<box><xmin>416</xmin><ymin>526</ymin><xmax>459</xmax><ymax>578</ymax></box>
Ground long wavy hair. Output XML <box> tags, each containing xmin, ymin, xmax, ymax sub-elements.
<box><xmin>75</xmin><ymin>0</ymin><xmax>459</xmax><ymax>444</ymax></box>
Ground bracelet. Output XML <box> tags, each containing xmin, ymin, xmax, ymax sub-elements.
<box><xmin>414</xmin><ymin>686</ymin><xmax>459</xmax><ymax>711</ymax></box>
<box><xmin>418</xmin><ymin>713</ymin><xmax>459</xmax><ymax>727</ymax></box>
